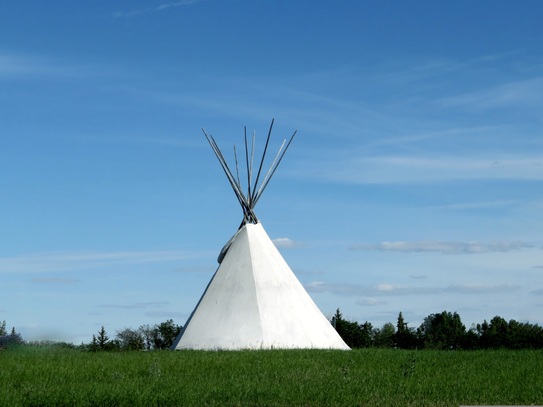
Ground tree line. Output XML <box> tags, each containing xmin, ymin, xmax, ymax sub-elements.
<box><xmin>87</xmin><ymin>319</ymin><xmax>181</xmax><ymax>351</ymax></box>
<box><xmin>333</xmin><ymin>309</ymin><xmax>543</xmax><ymax>350</ymax></box>
<box><xmin>0</xmin><ymin>319</ymin><xmax>181</xmax><ymax>351</ymax></box>
<box><xmin>3</xmin><ymin>310</ymin><xmax>543</xmax><ymax>351</ymax></box>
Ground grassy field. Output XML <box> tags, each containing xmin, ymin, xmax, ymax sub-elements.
<box><xmin>1</xmin><ymin>346</ymin><xmax>542</xmax><ymax>406</ymax></box>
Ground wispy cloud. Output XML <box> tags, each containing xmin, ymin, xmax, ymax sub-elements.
<box><xmin>98</xmin><ymin>301</ymin><xmax>170</xmax><ymax>309</ymax></box>
<box><xmin>0</xmin><ymin>250</ymin><xmax>207</xmax><ymax>274</ymax></box>
<box><xmin>351</xmin><ymin>240</ymin><xmax>536</xmax><ymax>255</ymax></box>
<box><xmin>307</xmin><ymin>281</ymin><xmax>521</xmax><ymax>298</ymax></box>
<box><xmin>157</xmin><ymin>1</ymin><xmax>200</xmax><ymax>10</ymax></box>
<box><xmin>432</xmin><ymin>199</ymin><xmax>519</xmax><ymax>211</ymax></box>
<box><xmin>0</xmin><ymin>53</ymin><xmax>63</xmax><ymax>78</ymax></box>
<box><xmin>172</xmin><ymin>265</ymin><xmax>215</xmax><ymax>273</ymax></box>
<box><xmin>445</xmin><ymin>283</ymin><xmax>521</xmax><ymax>293</ymax></box>
<box><xmin>310</xmin><ymin>155</ymin><xmax>543</xmax><ymax>185</ymax></box>
<box><xmin>377</xmin><ymin>51</ymin><xmax>532</xmax><ymax>89</ymax></box>
<box><xmin>437</xmin><ymin>77</ymin><xmax>543</xmax><ymax>112</ymax></box>
<box><xmin>113</xmin><ymin>1</ymin><xmax>201</xmax><ymax>18</ymax></box>
<box><xmin>0</xmin><ymin>52</ymin><xmax>111</xmax><ymax>80</ymax></box>
<box><xmin>30</xmin><ymin>277</ymin><xmax>80</xmax><ymax>284</ymax></box>
<box><xmin>144</xmin><ymin>310</ymin><xmax>187</xmax><ymax>318</ymax></box>
<box><xmin>0</xmin><ymin>54</ymin><xmax>38</xmax><ymax>76</ymax></box>
<box><xmin>307</xmin><ymin>281</ymin><xmax>440</xmax><ymax>297</ymax></box>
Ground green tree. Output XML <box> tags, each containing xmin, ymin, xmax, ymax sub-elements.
<box><xmin>0</xmin><ymin>322</ymin><xmax>24</xmax><ymax>349</ymax></box>
<box><xmin>138</xmin><ymin>324</ymin><xmax>154</xmax><ymax>350</ymax></box>
<box><xmin>373</xmin><ymin>323</ymin><xmax>395</xmax><ymax>348</ymax></box>
<box><xmin>478</xmin><ymin>317</ymin><xmax>543</xmax><ymax>349</ymax></box>
<box><xmin>418</xmin><ymin>311</ymin><xmax>466</xmax><ymax>349</ymax></box>
<box><xmin>116</xmin><ymin>328</ymin><xmax>145</xmax><ymax>351</ymax></box>
<box><xmin>90</xmin><ymin>335</ymin><xmax>99</xmax><ymax>352</ymax></box>
<box><xmin>461</xmin><ymin>326</ymin><xmax>480</xmax><ymax>350</ymax></box>
<box><xmin>360</xmin><ymin>322</ymin><xmax>374</xmax><ymax>347</ymax></box>
<box><xmin>524</xmin><ymin>322</ymin><xmax>543</xmax><ymax>349</ymax></box>
<box><xmin>395</xmin><ymin>312</ymin><xmax>418</xmax><ymax>349</ymax></box>
<box><xmin>332</xmin><ymin>309</ymin><xmax>372</xmax><ymax>348</ymax></box>
<box><xmin>95</xmin><ymin>326</ymin><xmax>113</xmax><ymax>351</ymax></box>
<box><xmin>152</xmin><ymin>319</ymin><xmax>181</xmax><ymax>350</ymax></box>
<box><xmin>478</xmin><ymin>316</ymin><xmax>507</xmax><ymax>348</ymax></box>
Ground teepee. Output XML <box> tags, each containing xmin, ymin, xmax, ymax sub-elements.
<box><xmin>172</xmin><ymin>120</ymin><xmax>349</xmax><ymax>350</ymax></box>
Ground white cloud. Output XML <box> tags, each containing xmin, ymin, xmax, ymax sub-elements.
<box><xmin>272</xmin><ymin>237</ymin><xmax>300</xmax><ymax>249</ymax></box>
<box><xmin>356</xmin><ymin>298</ymin><xmax>388</xmax><ymax>306</ymax></box>
<box><xmin>306</xmin><ymin>281</ymin><xmax>364</xmax><ymax>296</ymax></box>
<box><xmin>351</xmin><ymin>240</ymin><xmax>536</xmax><ymax>255</ymax></box>
<box><xmin>373</xmin><ymin>284</ymin><xmax>440</xmax><ymax>296</ymax></box>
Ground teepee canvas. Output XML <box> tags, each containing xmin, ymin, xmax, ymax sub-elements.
<box><xmin>172</xmin><ymin>120</ymin><xmax>349</xmax><ymax>350</ymax></box>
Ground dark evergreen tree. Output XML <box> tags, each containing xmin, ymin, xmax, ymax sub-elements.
<box><xmin>96</xmin><ymin>326</ymin><xmax>111</xmax><ymax>351</ymax></box>
<box><xmin>395</xmin><ymin>312</ymin><xmax>418</xmax><ymax>349</ymax></box>
<box><xmin>360</xmin><ymin>322</ymin><xmax>374</xmax><ymax>347</ymax></box>
<box><xmin>90</xmin><ymin>335</ymin><xmax>99</xmax><ymax>352</ymax></box>
<box><xmin>0</xmin><ymin>332</ymin><xmax>24</xmax><ymax>348</ymax></box>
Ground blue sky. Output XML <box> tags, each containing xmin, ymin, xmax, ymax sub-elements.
<box><xmin>1</xmin><ymin>1</ymin><xmax>542</xmax><ymax>344</ymax></box>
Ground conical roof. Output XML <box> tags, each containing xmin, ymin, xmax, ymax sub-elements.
<box><xmin>172</xmin><ymin>222</ymin><xmax>349</xmax><ymax>350</ymax></box>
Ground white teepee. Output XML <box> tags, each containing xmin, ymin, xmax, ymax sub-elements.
<box><xmin>172</xmin><ymin>120</ymin><xmax>349</xmax><ymax>350</ymax></box>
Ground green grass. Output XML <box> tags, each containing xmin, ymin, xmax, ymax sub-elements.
<box><xmin>1</xmin><ymin>346</ymin><xmax>542</xmax><ymax>406</ymax></box>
